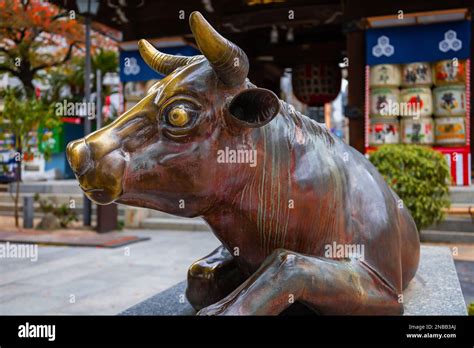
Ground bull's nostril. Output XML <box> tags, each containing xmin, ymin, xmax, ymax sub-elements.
<box><xmin>66</xmin><ymin>139</ymin><xmax>93</xmax><ymax>177</ymax></box>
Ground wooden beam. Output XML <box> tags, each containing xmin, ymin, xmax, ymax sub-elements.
<box><xmin>343</xmin><ymin>0</ymin><xmax>474</xmax><ymax>21</ymax></box>
<box><xmin>366</xmin><ymin>8</ymin><xmax>469</xmax><ymax>28</ymax></box>
<box><xmin>253</xmin><ymin>41</ymin><xmax>344</xmax><ymax>66</ymax></box>
<box><xmin>221</xmin><ymin>4</ymin><xmax>343</xmax><ymax>32</ymax></box>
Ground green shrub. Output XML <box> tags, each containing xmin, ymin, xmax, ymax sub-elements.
<box><xmin>34</xmin><ymin>193</ymin><xmax>78</xmax><ymax>228</ymax></box>
<box><xmin>369</xmin><ymin>145</ymin><xmax>450</xmax><ymax>230</ymax></box>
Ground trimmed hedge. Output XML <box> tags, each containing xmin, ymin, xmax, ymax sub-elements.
<box><xmin>369</xmin><ymin>145</ymin><xmax>451</xmax><ymax>230</ymax></box>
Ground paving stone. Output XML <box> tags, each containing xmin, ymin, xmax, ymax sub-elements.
<box><xmin>0</xmin><ymin>230</ymin><xmax>219</xmax><ymax>315</ymax></box>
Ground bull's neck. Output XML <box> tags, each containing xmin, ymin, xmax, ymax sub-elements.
<box><xmin>202</xmin><ymin>104</ymin><xmax>343</xmax><ymax>271</ymax></box>
<box><xmin>203</xmin><ymin>109</ymin><xmax>304</xmax><ymax>268</ymax></box>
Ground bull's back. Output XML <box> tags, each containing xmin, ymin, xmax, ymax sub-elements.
<box><xmin>210</xmin><ymin>110</ymin><xmax>420</xmax><ymax>289</ymax></box>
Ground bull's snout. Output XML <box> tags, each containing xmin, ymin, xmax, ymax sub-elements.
<box><xmin>66</xmin><ymin>136</ymin><xmax>125</xmax><ymax>205</ymax></box>
<box><xmin>66</xmin><ymin>138</ymin><xmax>93</xmax><ymax>177</ymax></box>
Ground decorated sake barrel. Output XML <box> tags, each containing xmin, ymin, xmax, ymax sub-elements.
<box><xmin>400</xmin><ymin>87</ymin><xmax>432</xmax><ymax>117</ymax></box>
<box><xmin>434</xmin><ymin>117</ymin><xmax>466</xmax><ymax>145</ymax></box>
<box><xmin>370</xmin><ymin>87</ymin><xmax>399</xmax><ymax>116</ymax></box>
<box><xmin>433</xmin><ymin>59</ymin><xmax>466</xmax><ymax>86</ymax></box>
<box><xmin>433</xmin><ymin>85</ymin><xmax>466</xmax><ymax>117</ymax></box>
<box><xmin>370</xmin><ymin>64</ymin><xmax>401</xmax><ymax>87</ymax></box>
<box><xmin>369</xmin><ymin>117</ymin><xmax>400</xmax><ymax>145</ymax></box>
<box><xmin>400</xmin><ymin>117</ymin><xmax>434</xmax><ymax>145</ymax></box>
<box><xmin>402</xmin><ymin>62</ymin><xmax>432</xmax><ymax>86</ymax></box>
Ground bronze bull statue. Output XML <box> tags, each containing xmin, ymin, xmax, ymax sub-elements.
<box><xmin>67</xmin><ymin>12</ymin><xmax>420</xmax><ymax>315</ymax></box>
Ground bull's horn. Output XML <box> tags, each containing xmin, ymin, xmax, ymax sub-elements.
<box><xmin>189</xmin><ymin>11</ymin><xmax>249</xmax><ymax>87</ymax></box>
<box><xmin>138</xmin><ymin>39</ymin><xmax>199</xmax><ymax>75</ymax></box>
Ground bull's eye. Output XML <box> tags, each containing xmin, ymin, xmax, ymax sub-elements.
<box><xmin>161</xmin><ymin>99</ymin><xmax>200</xmax><ymax>134</ymax></box>
<box><xmin>168</xmin><ymin>107</ymin><xmax>190</xmax><ymax>127</ymax></box>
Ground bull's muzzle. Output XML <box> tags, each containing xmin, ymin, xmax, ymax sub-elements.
<box><xmin>67</xmin><ymin>139</ymin><xmax>93</xmax><ymax>177</ymax></box>
<box><xmin>66</xmin><ymin>137</ymin><xmax>124</xmax><ymax>205</ymax></box>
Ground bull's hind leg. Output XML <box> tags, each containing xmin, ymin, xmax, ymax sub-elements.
<box><xmin>186</xmin><ymin>245</ymin><xmax>246</xmax><ymax>311</ymax></box>
<box><xmin>197</xmin><ymin>248</ymin><xmax>403</xmax><ymax>315</ymax></box>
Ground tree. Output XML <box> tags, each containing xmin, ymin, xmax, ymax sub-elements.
<box><xmin>0</xmin><ymin>0</ymin><xmax>84</xmax><ymax>94</ymax></box>
<box><xmin>0</xmin><ymin>88</ymin><xmax>62</xmax><ymax>227</ymax></box>
<box><xmin>45</xmin><ymin>48</ymin><xmax>119</xmax><ymax>97</ymax></box>
<box><xmin>0</xmin><ymin>0</ymin><xmax>115</xmax><ymax>95</ymax></box>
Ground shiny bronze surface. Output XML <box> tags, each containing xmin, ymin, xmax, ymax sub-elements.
<box><xmin>67</xmin><ymin>11</ymin><xmax>420</xmax><ymax>315</ymax></box>
<box><xmin>186</xmin><ymin>245</ymin><xmax>245</xmax><ymax>311</ymax></box>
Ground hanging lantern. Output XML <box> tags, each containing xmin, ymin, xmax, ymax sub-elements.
<box><xmin>292</xmin><ymin>62</ymin><xmax>341</xmax><ymax>106</ymax></box>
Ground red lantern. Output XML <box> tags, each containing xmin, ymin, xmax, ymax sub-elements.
<box><xmin>292</xmin><ymin>63</ymin><xmax>341</xmax><ymax>106</ymax></box>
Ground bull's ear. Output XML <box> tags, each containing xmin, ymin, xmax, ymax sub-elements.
<box><xmin>228</xmin><ymin>88</ymin><xmax>280</xmax><ymax>128</ymax></box>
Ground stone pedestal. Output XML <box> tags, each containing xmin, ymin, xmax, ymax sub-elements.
<box><xmin>121</xmin><ymin>281</ymin><xmax>194</xmax><ymax>315</ymax></box>
<box><xmin>403</xmin><ymin>246</ymin><xmax>466</xmax><ymax>315</ymax></box>
<box><xmin>120</xmin><ymin>246</ymin><xmax>467</xmax><ymax>316</ymax></box>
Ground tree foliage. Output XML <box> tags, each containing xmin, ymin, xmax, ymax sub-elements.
<box><xmin>39</xmin><ymin>48</ymin><xmax>119</xmax><ymax>102</ymax></box>
<box><xmin>1</xmin><ymin>88</ymin><xmax>60</xmax><ymax>158</ymax></box>
<box><xmin>34</xmin><ymin>193</ymin><xmax>78</xmax><ymax>228</ymax></box>
<box><xmin>0</xmin><ymin>88</ymin><xmax>62</xmax><ymax>227</ymax></box>
<box><xmin>0</xmin><ymin>0</ymin><xmax>115</xmax><ymax>94</ymax></box>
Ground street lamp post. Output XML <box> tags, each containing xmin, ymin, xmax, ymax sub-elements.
<box><xmin>76</xmin><ymin>0</ymin><xmax>99</xmax><ymax>226</ymax></box>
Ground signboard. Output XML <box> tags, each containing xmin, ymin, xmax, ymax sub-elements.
<box><xmin>119</xmin><ymin>45</ymin><xmax>200</xmax><ymax>82</ymax></box>
<box><xmin>38</xmin><ymin>126</ymin><xmax>62</xmax><ymax>154</ymax></box>
<box><xmin>366</xmin><ymin>20</ymin><xmax>471</xmax><ymax>65</ymax></box>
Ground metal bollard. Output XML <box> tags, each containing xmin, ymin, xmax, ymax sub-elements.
<box><xmin>23</xmin><ymin>196</ymin><xmax>34</xmax><ymax>229</ymax></box>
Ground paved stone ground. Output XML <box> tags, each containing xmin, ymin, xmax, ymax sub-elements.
<box><xmin>0</xmin><ymin>230</ymin><xmax>219</xmax><ymax>315</ymax></box>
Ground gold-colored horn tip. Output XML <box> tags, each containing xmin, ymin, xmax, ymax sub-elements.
<box><xmin>138</xmin><ymin>39</ymin><xmax>150</xmax><ymax>51</ymax></box>
<box><xmin>189</xmin><ymin>11</ymin><xmax>205</xmax><ymax>26</ymax></box>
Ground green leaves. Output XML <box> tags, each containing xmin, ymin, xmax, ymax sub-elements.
<box><xmin>34</xmin><ymin>193</ymin><xmax>78</xmax><ymax>228</ymax></box>
<box><xmin>370</xmin><ymin>144</ymin><xmax>451</xmax><ymax>230</ymax></box>
<box><xmin>1</xmin><ymin>88</ymin><xmax>62</xmax><ymax>160</ymax></box>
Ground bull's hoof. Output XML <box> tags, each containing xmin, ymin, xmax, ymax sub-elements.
<box><xmin>185</xmin><ymin>248</ymin><xmax>245</xmax><ymax>311</ymax></box>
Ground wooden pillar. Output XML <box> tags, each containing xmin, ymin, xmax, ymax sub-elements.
<box><xmin>346</xmin><ymin>27</ymin><xmax>366</xmax><ymax>153</ymax></box>
<box><xmin>97</xmin><ymin>203</ymin><xmax>118</xmax><ymax>233</ymax></box>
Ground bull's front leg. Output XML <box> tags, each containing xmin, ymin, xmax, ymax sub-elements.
<box><xmin>197</xmin><ymin>248</ymin><xmax>403</xmax><ymax>315</ymax></box>
<box><xmin>186</xmin><ymin>245</ymin><xmax>246</xmax><ymax>311</ymax></box>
